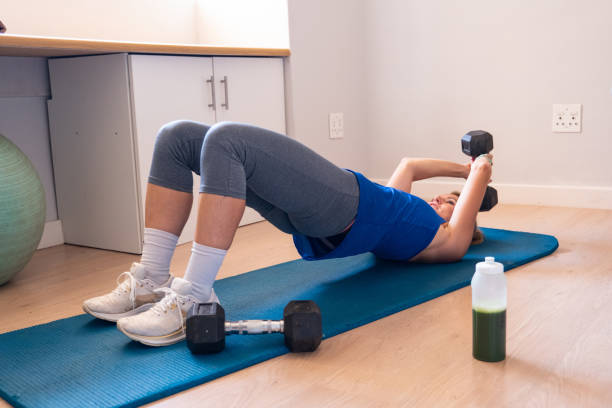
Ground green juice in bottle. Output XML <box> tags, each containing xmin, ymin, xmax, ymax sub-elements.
<box><xmin>471</xmin><ymin>257</ymin><xmax>506</xmax><ymax>362</ymax></box>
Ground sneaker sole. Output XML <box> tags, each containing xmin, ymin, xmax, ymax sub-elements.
<box><xmin>82</xmin><ymin>303</ymin><xmax>155</xmax><ymax>322</ymax></box>
<box><xmin>117</xmin><ymin>323</ymin><xmax>186</xmax><ymax>347</ymax></box>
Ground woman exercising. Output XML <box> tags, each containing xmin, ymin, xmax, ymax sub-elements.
<box><xmin>83</xmin><ymin>121</ymin><xmax>493</xmax><ymax>346</ymax></box>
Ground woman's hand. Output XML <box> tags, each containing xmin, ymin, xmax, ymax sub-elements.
<box><xmin>463</xmin><ymin>152</ymin><xmax>493</xmax><ymax>179</ymax></box>
<box><xmin>471</xmin><ymin>154</ymin><xmax>493</xmax><ymax>181</ymax></box>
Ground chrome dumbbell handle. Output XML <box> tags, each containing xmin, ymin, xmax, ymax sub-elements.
<box><xmin>225</xmin><ymin>320</ymin><xmax>284</xmax><ymax>335</ymax></box>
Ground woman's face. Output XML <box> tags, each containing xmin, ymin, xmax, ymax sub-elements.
<box><xmin>428</xmin><ymin>193</ymin><xmax>458</xmax><ymax>222</ymax></box>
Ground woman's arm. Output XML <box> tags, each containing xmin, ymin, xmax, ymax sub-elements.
<box><xmin>386</xmin><ymin>158</ymin><xmax>470</xmax><ymax>193</ymax></box>
<box><xmin>431</xmin><ymin>156</ymin><xmax>492</xmax><ymax>261</ymax></box>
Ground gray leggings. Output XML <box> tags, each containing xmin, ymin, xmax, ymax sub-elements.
<box><xmin>148</xmin><ymin>121</ymin><xmax>359</xmax><ymax>238</ymax></box>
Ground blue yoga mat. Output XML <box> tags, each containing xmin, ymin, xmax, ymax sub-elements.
<box><xmin>0</xmin><ymin>228</ymin><xmax>558</xmax><ymax>408</ymax></box>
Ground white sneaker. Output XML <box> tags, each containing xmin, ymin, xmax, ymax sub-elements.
<box><xmin>82</xmin><ymin>263</ymin><xmax>173</xmax><ymax>322</ymax></box>
<box><xmin>116</xmin><ymin>277</ymin><xmax>219</xmax><ymax>347</ymax></box>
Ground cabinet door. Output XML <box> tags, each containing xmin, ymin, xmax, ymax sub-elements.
<box><xmin>213</xmin><ymin>57</ymin><xmax>286</xmax><ymax>134</ymax></box>
<box><xmin>129</xmin><ymin>55</ymin><xmax>216</xmax><ymax>245</ymax></box>
<box><xmin>48</xmin><ymin>54</ymin><xmax>142</xmax><ymax>253</ymax></box>
<box><xmin>213</xmin><ymin>57</ymin><xmax>286</xmax><ymax>225</ymax></box>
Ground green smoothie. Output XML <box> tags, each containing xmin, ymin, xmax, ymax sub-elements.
<box><xmin>472</xmin><ymin>307</ymin><xmax>506</xmax><ymax>362</ymax></box>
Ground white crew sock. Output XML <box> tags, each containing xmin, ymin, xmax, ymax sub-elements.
<box><xmin>140</xmin><ymin>228</ymin><xmax>179</xmax><ymax>284</ymax></box>
<box><xmin>183</xmin><ymin>242</ymin><xmax>227</xmax><ymax>302</ymax></box>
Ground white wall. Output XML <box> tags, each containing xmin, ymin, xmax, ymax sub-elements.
<box><xmin>2</xmin><ymin>0</ymin><xmax>289</xmax><ymax>48</ymax></box>
<box><xmin>1</xmin><ymin>0</ymin><xmax>198</xmax><ymax>43</ymax></box>
<box><xmin>284</xmin><ymin>0</ymin><xmax>368</xmax><ymax>171</ymax></box>
<box><xmin>364</xmin><ymin>0</ymin><xmax>612</xmax><ymax>207</ymax></box>
<box><xmin>195</xmin><ymin>0</ymin><xmax>289</xmax><ymax>48</ymax></box>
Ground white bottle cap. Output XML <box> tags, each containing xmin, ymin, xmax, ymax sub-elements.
<box><xmin>476</xmin><ymin>256</ymin><xmax>504</xmax><ymax>275</ymax></box>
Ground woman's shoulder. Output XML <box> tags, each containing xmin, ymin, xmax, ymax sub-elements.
<box><xmin>410</xmin><ymin>222</ymin><xmax>451</xmax><ymax>263</ymax></box>
<box><xmin>408</xmin><ymin>223</ymin><xmax>459</xmax><ymax>263</ymax></box>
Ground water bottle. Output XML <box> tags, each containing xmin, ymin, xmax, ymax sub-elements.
<box><xmin>471</xmin><ymin>256</ymin><xmax>506</xmax><ymax>362</ymax></box>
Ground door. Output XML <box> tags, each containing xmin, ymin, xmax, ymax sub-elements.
<box><xmin>213</xmin><ymin>57</ymin><xmax>286</xmax><ymax>134</ymax></box>
<box><xmin>129</xmin><ymin>55</ymin><xmax>216</xmax><ymax>245</ymax></box>
<box><xmin>48</xmin><ymin>54</ymin><xmax>142</xmax><ymax>253</ymax></box>
<box><xmin>212</xmin><ymin>57</ymin><xmax>286</xmax><ymax>225</ymax></box>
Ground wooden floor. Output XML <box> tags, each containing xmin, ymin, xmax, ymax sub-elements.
<box><xmin>1</xmin><ymin>204</ymin><xmax>611</xmax><ymax>407</ymax></box>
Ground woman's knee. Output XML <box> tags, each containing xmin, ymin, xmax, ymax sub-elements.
<box><xmin>201</xmin><ymin>122</ymin><xmax>249</xmax><ymax>174</ymax></box>
<box><xmin>152</xmin><ymin>120</ymin><xmax>210</xmax><ymax>175</ymax></box>
<box><xmin>155</xmin><ymin>120</ymin><xmax>201</xmax><ymax>150</ymax></box>
<box><xmin>202</xmin><ymin>122</ymin><xmax>246</xmax><ymax>152</ymax></box>
<box><xmin>204</xmin><ymin>120</ymin><xmax>236</xmax><ymax>137</ymax></box>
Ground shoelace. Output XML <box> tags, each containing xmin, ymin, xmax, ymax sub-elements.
<box><xmin>152</xmin><ymin>288</ymin><xmax>197</xmax><ymax>333</ymax></box>
<box><xmin>112</xmin><ymin>271</ymin><xmax>138</xmax><ymax>309</ymax></box>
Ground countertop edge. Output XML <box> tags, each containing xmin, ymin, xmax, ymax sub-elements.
<box><xmin>0</xmin><ymin>34</ymin><xmax>291</xmax><ymax>57</ymax></box>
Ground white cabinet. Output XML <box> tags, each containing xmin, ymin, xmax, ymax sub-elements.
<box><xmin>48</xmin><ymin>53</ymin><xmax>286</xmax><ymax>253</ymax></box>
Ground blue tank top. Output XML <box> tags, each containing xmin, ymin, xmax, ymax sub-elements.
<box><xmin>293</xmin><ymin>171</ymin><xmax>446</xmax><ymax>261</ymax></box>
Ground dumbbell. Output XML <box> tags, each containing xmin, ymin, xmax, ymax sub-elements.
<box><xmin>186</xmin><ymin>300</ymin><xmax>323</xmax><ymax>354</ymax></box>
<box><xmin>461</xmin><ymin>130</ymin><xmax>498</xmax><ymax>211</ymax></box>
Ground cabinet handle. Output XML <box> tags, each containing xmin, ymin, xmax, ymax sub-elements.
<box><xmin>220</xmin><ymin>76</ymin><xmax>229</xmax><ymax>110</ymax></box>
<box><xmin>206</xmin><ymin>76</ymin><xmax>216</xmax><ymax>111</ymax></box>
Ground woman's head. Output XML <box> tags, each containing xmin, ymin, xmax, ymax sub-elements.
<box><xmin>428</xmin><ymin>190</ymin><xmax>484</xmax><ymax>245</ymax></box>
<box><xmin>427</xmin><ymin>193</ymin><xmax>458</xmax><ymax>222</ymax></box>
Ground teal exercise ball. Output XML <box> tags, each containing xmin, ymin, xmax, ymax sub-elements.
<box><xmin>0</xmin><ymin>134</ymin><xmax>46</xmax><ymax>285</ymax></box>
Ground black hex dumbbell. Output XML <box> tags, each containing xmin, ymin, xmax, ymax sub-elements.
<box><xmin>186</xmin><ymin>300</ymin><xmax>323</xmax><ymax>354</ymax></box>
<box><xmin>461</xmin><ymin>130</ymin><xmax>498</xmax><ymax>212</ymax></box>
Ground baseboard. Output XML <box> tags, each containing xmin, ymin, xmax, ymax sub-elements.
<box><xmin>38</xmin><ymin>220</ymin><xmax>64</xmax><ymax>249</ymax></box>
<box><xmin>371</xmin><ymin>178</ymin><xmax>612</xmax><ymax>210</ymax></box>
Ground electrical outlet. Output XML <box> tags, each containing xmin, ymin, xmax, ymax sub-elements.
<box><xmin>552</xmin><ymin>104</ymin><xmax>582</xmax><ymax>133</ymax></box>
<box><xmin>329</xmin><ymin>112</ymin><xmax>344</xmax><ymax>139</ymax></box>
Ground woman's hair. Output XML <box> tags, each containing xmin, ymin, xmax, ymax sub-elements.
<box><xmin>450</xmin><ymin>191</ymin><xmax>484</xmax><ymax>245</ymax></box>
